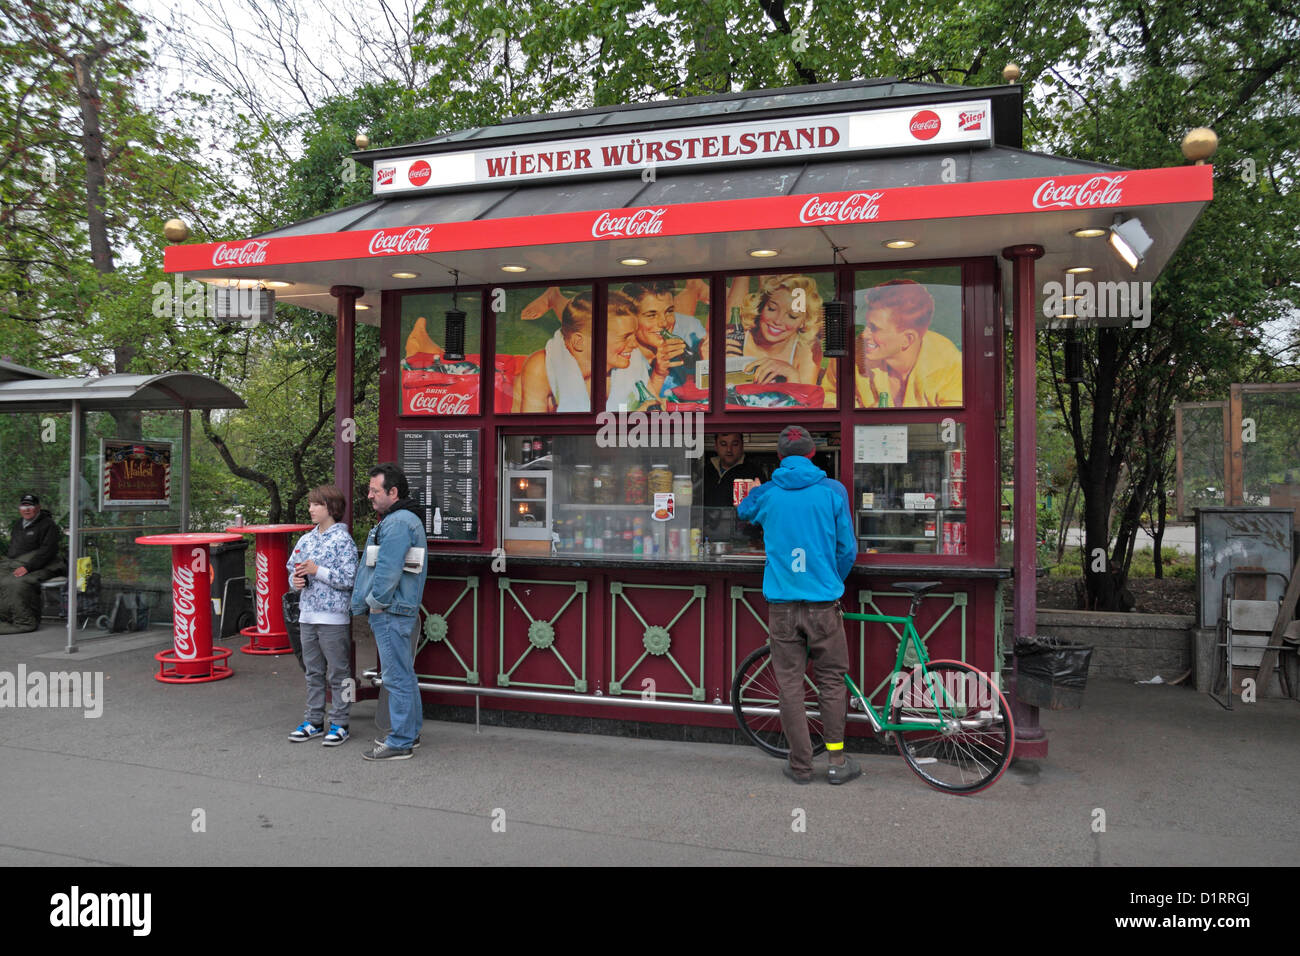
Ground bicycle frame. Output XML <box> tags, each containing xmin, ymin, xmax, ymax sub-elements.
<box><xmin>840</xmin><ymin>610</ymin><xmax>1000</xmax><ymax>736</ymax></box>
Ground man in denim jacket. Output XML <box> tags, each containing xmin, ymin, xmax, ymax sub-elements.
<box><xmin>351</xmin><ymin>463</ymin><xmax>428</xmax><ymax>761</ymax></box>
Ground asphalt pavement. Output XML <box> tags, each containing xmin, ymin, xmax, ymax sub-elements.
<box><xmin>1</xmin><ymin>619</ymin><xmax>1296</xmax><ymax>867</ymax></box>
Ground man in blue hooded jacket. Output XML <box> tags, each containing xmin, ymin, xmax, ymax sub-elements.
<box><xmin>737</xmin><ymin>425</ymin><xmax>860</xmax><ymax>785</ymax></box>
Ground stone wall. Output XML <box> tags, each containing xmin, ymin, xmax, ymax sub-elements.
<box><xmin>1008</xmin><ymin>610</ymin><xmax>1195</xmax><ymax>682</ymax></box>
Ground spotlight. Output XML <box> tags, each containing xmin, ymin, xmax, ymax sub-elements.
<box><xmin>1108</xmin><ymin>215</ymin><xmax>1153</xmax><ymax>271</ymax></box>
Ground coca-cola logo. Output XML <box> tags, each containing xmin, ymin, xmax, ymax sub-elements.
<box><xmin>958</xmin><ymin>110</ymin><xmax>986</xmax><ymax>132</ymax></box>
<box><xmin>376</xmin><ymin>165</ymin><xmax>395</xmax><ymax>186</ymax></box>
<box><xmin>255</xmin><ymin>551</ymin><xmax>270</xmax><ymax>632</ymax></box>
<box><xmin>173</xmin><ymin>565</ymin><xmax>198</xmax><ymax>659</ymax></box>
<box><xmin>592</xmin><ymin>208</ymin><xmax>666</xmax><ymax>239</ymax></box>
<box><xmin>368</xmin><ymin>227</ymin><xmax>434</xmax><ymax>256</ymax></box>
<box><xmin>1031</xmin><ymin>174</ymin><xmax>1126</xmax><ymax>210</ymax></box>
<box><xmin>408</xmin><ymin>388</ymin><xmax>474</xmax><ymax>415</ymax></box>
<box><xmin>909</xmin><ymin>110</ymin><xmax>941</xmax><ymax>140</ymax></box>
<box><xmin>211</xmin><ymin>241</ymin><xmax>269</xmax><ymax>268</ymax></box>
<box><xmin>798</xmin><ymin>192</ymin><xmax>884</xmax><ymax>225</ymax></box>
<box><xmin>408</xmin><ymin>160</ymin><xmax>432</xmax><ymax>187</ymax></box>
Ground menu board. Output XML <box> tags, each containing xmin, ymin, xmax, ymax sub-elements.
<box><xmin>397</xmin><ymin>429</ymin><xmax>480</xmax><ymax>542</ymax></box>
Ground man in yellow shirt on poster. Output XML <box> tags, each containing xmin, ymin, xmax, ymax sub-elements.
<box><xmin>821</xmin><ymin>278</ymin><xmax>962</xmax><ymax>408</ymax></box>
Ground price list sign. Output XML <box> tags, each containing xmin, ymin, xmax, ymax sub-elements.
<box><xmin>397</xmin><ymin>429</ymin><xmax>480</xmax><ymax>542</ymax></box>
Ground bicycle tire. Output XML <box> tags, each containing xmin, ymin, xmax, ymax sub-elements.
<box><xmin>890</xmin><ymin>660</ymin><xmax>1014</xmax><ymax>795</ymax></box>
<box><xmin>731</xmin><ymin>644</ymin><xmax>827</xmax><ymax>759</ymax></box>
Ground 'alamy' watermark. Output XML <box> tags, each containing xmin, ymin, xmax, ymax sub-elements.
<box><xmin>50</xmin><ymin>886</ymin><xmax>150</xmax><ymax>936</ymax></box>
<box><xmin>1042</xmin><ymin>274</ymin><xmax>1153</xmax><ymax>328</ymax></box>
<box><xmin>150</xmin><ymin>273</ymin><xmax>268</xmax><ymax>328</ymax></box>
<box><xmin>595</xmin><ymin>407</ymin><xmax>704</xmax><ymax>458</ymax></box>
<box><xmin>0</xmin><ymin>665</ymin><xmax>103</xmax><ymax>718</ymax></box>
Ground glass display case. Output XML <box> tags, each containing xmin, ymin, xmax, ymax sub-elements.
<box><xmin>497</xmin><ymin>431</ymin><xmax>840</xmax><ymax>561</ymax></box>
<box><xmin>853</xmin><ymin>422</ymin><xmax>966</xmax><ymax>554</ymax></box>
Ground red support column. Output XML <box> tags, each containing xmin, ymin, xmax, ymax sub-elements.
<box><xmin>331</xmin><ymin>285</ymin><xmax>363</xmax><ymax>530</ymax></box>
<box><xmin>1002</xmin><ymin>244</ymin><xmax>1048</xmax><ymax>757</ymax></box>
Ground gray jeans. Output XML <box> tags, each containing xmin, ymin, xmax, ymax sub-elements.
<box><xmin>301</xmin><ymin>622</ymin><xmax>353</xmax><ymax>727</ymax></box>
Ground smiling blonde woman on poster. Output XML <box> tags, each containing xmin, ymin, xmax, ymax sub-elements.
<box><xmin>725</xmin><ymin>274</ymin><xmax>823</xmax><ymax>385</ymax></box>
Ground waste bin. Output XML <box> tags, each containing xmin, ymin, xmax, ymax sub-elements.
<box><xmin>210</xmin><ymin>540</ymin><xmax>250</xmax><ymax>638</ymax></box>
<box><xmin>1014</xmin><ymin>636</ymin><xmax>1093</xmax><ymax>710</ymax></box>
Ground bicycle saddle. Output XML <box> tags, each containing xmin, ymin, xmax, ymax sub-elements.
<box><xmin>893</xmin><ymin>581</ymin><xmax>943</xmax><ymax>596</ymax></box>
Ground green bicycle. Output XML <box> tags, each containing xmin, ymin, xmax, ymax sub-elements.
<box><xmin>731</xmin><ymin>582</ymin><xmax>1014</xmax><ymax>795</ymax></box>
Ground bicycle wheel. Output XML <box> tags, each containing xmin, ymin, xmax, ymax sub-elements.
<box><xmin>890</xmin><ymin>660</ymin><xmax>1013</xmax><ymax>795</ymax></box>
<box><xmin>731</xmin><ymin>644</ymin><xmax>827</xmax><ymax>759</ymax></box>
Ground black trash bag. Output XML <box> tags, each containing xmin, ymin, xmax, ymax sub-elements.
<box><xmin>1014</xmin><ymin>635</ymin><xmax>1093</xmax><ymax>710</ymax></box>
<box><xmin>282</xmin><ymin>590</ymin><xmax>305</xmax><ymax>671</ymax></box>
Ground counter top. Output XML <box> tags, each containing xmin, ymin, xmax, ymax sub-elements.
<box><xmin>423</xmin><ymin>550</ymin><xmax>1012</xmax><ymax>578</ymax></box>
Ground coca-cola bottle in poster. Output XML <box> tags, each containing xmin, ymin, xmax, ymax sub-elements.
<box><xmin>400</xmin><ymin>291</ymin><xmax>483</xmax><ymax>416</ymax></box>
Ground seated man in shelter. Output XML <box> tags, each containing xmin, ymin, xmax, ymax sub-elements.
<box><xmin>0</xmin><ymin>494</ymin><xmax>63</xmax><ymax>634</ymax></box>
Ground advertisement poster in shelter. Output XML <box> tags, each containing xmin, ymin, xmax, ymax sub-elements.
<box><xmin>100</xmin><ymin>439</ymin><xmax>173</xmax><ymax>509</ymax></box>
<box><xmin>720</xmin><ymin>272</ymin><xmax>835</xmax><ymax>410</ymax></box>
<box><xmin>604</xmin><ymin>277</ymin><xmax>711</xmax><ymax>412</ymax></box>
<box><xmin>493</xmin><ymin>285</ymin><xmax>595</xmax><ymax>413</ymax></box>
<box><xmin>400</xmin><ymin>292</ymin><xmax>484</xmax><ymax>416</ymax></box>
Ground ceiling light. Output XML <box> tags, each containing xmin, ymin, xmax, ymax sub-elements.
<box><xmin>262</xmin><ymin>280</ymin><xmax>294</xmax><ymax>288</ymax></box>
<box><xmin>391</xmin><ymin>272</ymin><xmax>419</xmax><ymax>279</ymax></box>
<box><xmin>501</xmin><ymin>264</ymin><xmax>528</xmax><ymax>273</ymax></box>
<box><xmin>1066</xmin><ymin>266</ymin><xmax>1093</xmax><ymax>275</ymax></box>
<box><xmin>883</xmin><ymin>239</ymin><xmax>916</xmax><ymax>249</ymax></box>
<box><xmin>1056</xmin><ymin>313</ymin><xmax>1078</xmax><ymax>320</ymax></box>
<box><xmin>1108</xmin><ymin>214</ymin><xmax>1153</xmax><ymax>271</ymax></box>
<box><xmin>619</xmin><ymin>257</ymin><xmax>649</xmax><ymax>267</ymax></box>
<box><xmin>355</xmin><ymin>304</ymin><xmax>370</xmax><ymax>311</ymax></box>
<box><xmin>1070</xmin><ymin>227</ymin><xmax>1107</xmax><ymax>239</ymax></box>
<box><xmin>748</xmin><ymin>249</ymin><xmax>779</xmax><ymax>258</ymax></box>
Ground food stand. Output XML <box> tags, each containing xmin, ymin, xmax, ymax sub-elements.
<box><xmin>164</xmin><ymin>78</ymin><xmax>1212</xmax><ymax>753</ymax></box>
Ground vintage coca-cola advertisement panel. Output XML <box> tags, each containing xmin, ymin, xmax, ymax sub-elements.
<box><xmin>605</xmin><ymin>276</ymin><xmax>711</xmax><ymax>413</ymax></box>
<box><xmin>401</xmin><ymin>291</ymin><xmax>483</xmax><ymax>416</ymax></box>
<box><xmin>719</xmin><ymin>271</ymin><xmax>836</xmax><ymax>411</ymax></box>
<box><xmin>492</xmin><ymin>284</ymin><xmax>594</xmax><ymax>414</ymax></box>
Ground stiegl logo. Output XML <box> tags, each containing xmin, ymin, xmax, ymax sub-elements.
<box><xmin>50</xmin><ymin>886</ymin><xmax>151</xmax><ymax>936</ymax></box>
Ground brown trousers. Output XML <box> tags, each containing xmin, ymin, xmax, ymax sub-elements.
<box><xmin>768</xmin><ymin>600</ymin><xmax>849</xmax><ymax>777</ymax></box>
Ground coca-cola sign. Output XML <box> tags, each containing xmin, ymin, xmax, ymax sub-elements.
<box><xmin>909</xmin><ymin>110</ymin><xmax>941</xmax><ymax>141</ymax></box>
<box><xmin>1032</xmin><ymin>175</ymin><xmax>1126</xmax><ymax>209</ymax></box>
<box><xmin>254</xmin><ymin>550</ymin><xmax>270</xmax><ymax>632</ymax></box>
<box><xmin>407</xmin><ymin>388</ymin><xmax>475</xmax><ymax>415</ymax></box>
<box><xmin>798</xmin><ymin>192</ymin><xmax>884</xmax><ymax>225</ymax></box>
<box><xmin>408</xmin><ymin>160</ymin><xmax>432</xmax><ymax>187</ymax></box>
<box><xmin>211</xmin><ymin>241</ymin><xmax>269</xmax><ymax>268</ymax></box>
<box><xmin>591</xmin><ymin>208</ymin><xmax>666</xmax><ymax>239</ymax></box>
<box><xmin>368</xmin><ymin>227</ymin><xmax>434</xmax><ymax>256</ymax></box>
<box><xmin>172</xmin><ymin>565</ymin><xmax>198</xmax><ymax>659</ymax></box>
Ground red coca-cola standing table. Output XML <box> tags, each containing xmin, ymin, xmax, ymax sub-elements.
<box><xmin>136</xmin><ymin>532</ymin><xmax>244</xmax><ymax>684</ymax></box>
<box><xmin>226</xmin><ymin>524</ymin><xmax>315</xmax><ymax>655</ymax></box>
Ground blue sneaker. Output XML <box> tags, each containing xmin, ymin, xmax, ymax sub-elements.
<box><xmin>288</xmin><ymin>720</ymin><xmax>323</xmax><ymax>742</ymax></box>
<box><xmin>322</xmin><ymin>724</ymin><xmax>349</xmax><ymax>747</ymax></box>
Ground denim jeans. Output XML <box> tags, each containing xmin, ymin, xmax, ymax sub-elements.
<box><xmin>369</xmin><ymin>611</ymin><xmax>421</xmax><ymax>750</ymax></box>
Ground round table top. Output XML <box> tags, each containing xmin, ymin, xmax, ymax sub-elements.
<box><xmin>225</xmin><ymin>524</ymin><xmax>316</xmax><ymax>535</ymax></box>
<box><xmin>136</xmin><ymin>532</ymin><xmax>245</xmax><ymax>546</ymax></box>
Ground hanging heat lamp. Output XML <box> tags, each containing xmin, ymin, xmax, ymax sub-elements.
<box><xmin>444</xmin><ymin>269</ymin><xmax>466</xmax><ymax>362</ymax></box>
<box><xmin>822</xmin><ymin>244</ymin><xmax>850</xmax><ymax>358</ymax></box>
<box><xmin>1064</xmin><ymin>322</ymin><xmax>1085</xmax><ymax>384</ymax></box>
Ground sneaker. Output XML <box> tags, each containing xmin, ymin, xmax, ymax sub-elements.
<box><xmin>373</xmin><ymin>734</ymin><xmax>420</xmax><ymax>750</ymax></box>
<box><xmin>288</xmin><ymin>721</ymin><xmax>323</xmax><ymax>742</ymax></box>
<box><xmin>782</xmin><ymin>764</ymin><xmax>813</xmax><ymax>785</ymax></box>
<box><xmin>322</xmin><ymin>724</ymin><xmax>349</xmax><ymax>747</ymax></box>
<box><xmin>827</xmin><ymin>756</ymin><xmax>862</xmax><ymax>785</ymax></box>
<box><xmin>362</xmin><ymin>743</ymin><xmax>413</xmax><ymax>761</ymax></box>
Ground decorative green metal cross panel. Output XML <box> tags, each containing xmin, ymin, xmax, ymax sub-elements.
<box><xmin>729</xmin><ymin>585</ymin><xmax>770</xmax><ymax>676</ymax></box>
<box><xmin>416</xmin><ymin>576</ymin><xmax>480</xmax><ymax>684</ymax></box>
<box><xmin>497</xmin><ymin>577</ymin><xmax>588</xmax><ymax>692</ymax></box>
<box><xmin>608</xmin><ymin>581</ymin><xmax>707</xmax><ymax>701</ymax></box>
<box><xmin>853</xmin><ymin>587</ymin><xmax>968</xmax><ymax>706</ymax></box>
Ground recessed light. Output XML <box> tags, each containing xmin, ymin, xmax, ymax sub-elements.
<box><xmin>355</xmin><ymin>303</ymin><xmax>370</xmax><ymax>311</ymax></box>
<box><xmin>1066</xmin><ymin>266</ymin><xmax>1093</xmax><ymax>274</ymax></box>
<box><xmin>262</xmin><ymin>280</ymin><xmax>293</xmax><ymax>288</ymax></box>
<box><xmin>1071</xmin><ymin>227</ymin><xmax>1107</xmax><ymax>239</ymax></box>
<box><xmin>748</xmin><ymin>248</ymin><xmax>780</xmax><ymax>258</ymax></box>
<box><xmin>501</xmin><ymin>264</ymin><xmax>528</xmax><ymax>273</ymax></box>
<box><xmin>1056</xmin><ymin>313</ymin><xmax>1078</xmax><ymax>320</ymax></box>
<box><xmin>619</xmin><ymin>257</ymin><xmax>649</xmax><ymax>267</ymax></box>
<box><xmin>883</xmin><ymin>239</ymin><xmax>916</xmax><ymax>249</ymax></box>
<box><xmin>203</xmin><ymin>277</ymin><xmax>259</xmax><ymax>289</ymax></box>
<box><xmin>1064</xmin><ymin>294</ymin><xmax>1083</xmax><ymax>301</ymax></box>
<box><xmin>391</xmin><ymin>272</ymin><xmax>419</xmax><ymax>279</ymax></box>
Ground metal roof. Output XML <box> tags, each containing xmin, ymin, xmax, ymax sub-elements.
<box><xmin>0</xmin><ymin>359</ymin><xmax>55</xmax><ymax>383</ymax></box>
<box><xmin>354</xmin><ymin>78</ymin><xmax>1024</xmax><ymax>162</ymax></box>
<box><xmin>0</xmin><ymin>372</ymin><xmax>246</xmax><ymax>412</ymax></box>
